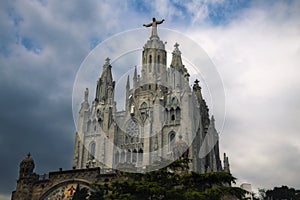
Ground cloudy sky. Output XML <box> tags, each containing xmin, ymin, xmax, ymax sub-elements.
<box><xmin>1</xmin><ymin>0</ymin><xmax>300</xmax><ymax>199</ymax></box>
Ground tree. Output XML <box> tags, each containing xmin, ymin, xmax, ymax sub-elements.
<box><xmin>72</xmin><ymin>186</ymin><xmax>89</xmax><ymax>200</ymax></box>
<box><xmin>104</xmin><ymin>158</ymin><xmax>247</xmax><ymax>200</ymax></box>
<box><xmin>266</xmin><ymin>186</ymin><xmax>296</xmax><ymax>200</ymax></box>
<box><xmin>76</xmin><ymin>159</ymin><xmax>248</xmax><ymax>199</ymax></box>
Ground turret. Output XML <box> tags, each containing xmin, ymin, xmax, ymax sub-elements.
<box><xmin>193</xmin><ymin>79</ymin><xmax>210</xmax><ymax>132</ymax></box>
<box><xmin>223</xmin><ymin>153</ymin><xmax>230</xmax><ymax>173</ymax></box>
<box><xmin>193</xmin><ymin>79</ymin><xmax>203</xmax><ymax>102</ymax></box>
<box><xmin>169</xmin><ymin>43</ymin><xmax>190</xmax><ymax>90</ymax></box>
<box><xmin>80</xmin><ymin>88</ymin><xmax>90</xmax><ymax>112</ymax></box>
<box><xmin>125</xmin><ymin>75</ymin><xmax>130</xmax><ymax>110</ymax></box>
<box><xmin>206</xmin><ymin>115</ymin><xmax>223</xmax><ymax>172</ymax></box>
<box><xmin>133</xmin><ymin>66</ymin><xmax>138</xmax><ymax>89</ymax></box>
<box><xmin>19</xmin><ymin>153</ymin><xmax>35</xmax><ymax>179</ymax></box>
<box><xmin>170</xmin><ymin>43</ymin><xmax>184</xmax><ymax>72</ymax></box>
<box><xmin>95</xmin><ymin>57</ymin><xmax>115</xmax><ymax>105</ymax></box>
<box><xmin>12</xmin><ymin>153</ymin><xmax>38</xmax><ymax>200</ymax></box>
<box><xmin>95</xmin><ymin>58</ymin><xmax>115</xmax><ymax>132</ymax></box>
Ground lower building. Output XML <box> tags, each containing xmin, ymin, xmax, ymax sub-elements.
<box><xmin>11</xmin><ymin>153</ymin><xmax>117</xmax><ymax>200</ymax></box>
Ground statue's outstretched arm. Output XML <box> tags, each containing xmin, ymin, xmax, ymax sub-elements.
<box><xmin>143</xmin><ymin>22</ymin><xmax>152</xmax><ymax>27</ymax></box>
<box><xmin>156</xmin><ymin>19</ymin><xmax>165</xmax><ymax>24</ymax></box>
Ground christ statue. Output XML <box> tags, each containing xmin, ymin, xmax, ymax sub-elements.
<box><xmin>143</xmin><ymin>18</ymin><xmax>165</xmax><ymax>38</ymax></box>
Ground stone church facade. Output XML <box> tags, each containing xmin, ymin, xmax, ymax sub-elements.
<box><xmin>72</xmin><ymin>19</ymin><xmax>230</xmax><ymax>174</ymax></box>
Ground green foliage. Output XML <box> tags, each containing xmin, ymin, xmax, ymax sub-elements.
<box><xmin>77</xmin><ymin>159</ymin><xmax>247</xmax><ymax>199</ymax></box>
<box><xmin>261</xmin><ymin>185</ymin><xmax>300</xmax><ymax>200</ymax></box>
<box><xmin>72</xmin><ymin>187</ymin><xmax>89</xmax><ymax>200</ymax></box>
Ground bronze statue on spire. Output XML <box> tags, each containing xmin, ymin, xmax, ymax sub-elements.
<box><xmin>143</xmin><ymin>18</ymin><xmax>165</xmax><ymax>38</ymax></box>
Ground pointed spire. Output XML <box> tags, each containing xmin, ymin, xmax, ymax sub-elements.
<box><xmin>95</xmin><ymin>58</ymin><xmax>115</xmax><ymax>104</ymax></box>
<box><xmin>125</xmin><ymin>75</ymin><xmax>130</xmax><ymax>110</ymax></box>
<box><xmin>84</xmin><ymin>88</ymin><xmax>89</xmax><ymax>102</ymax></box>
<box><xmin>174</xmin><ymin>43</ymin><xmax>180</xmax><ymax>54</ymax></box>
<box><xmin>103</xmin><ymin>57</ymin><xmax>110</xmax><ymax>70</ymax></box>
<box><xmin>134</xmin><ymin>66</ymin><xmax>137</xmax><ymax>79</ymax></box>
<box><xmin>193</xmin><ymin>79</ymin><xmax>201</xmax><ymax>92</ymax></box>
<box><xmin>133</xmin><ymin>66</ymin><xmax>137</xmax><ymax>89</ymax></box>
<box><xmin>126</xmin><ymin>75</ymin><xmax>130</xmax><ymax>89</ymax></box>
<box><xmin>27</xmin><ymin>152</ymin><xmax>31</xmax><ymax>158</ymax></box>
<box><xmin>170</xmin><ymin>43</ymin><xmax>184</xmax><ymax>72</ymax></box>
<box><xmin>80</xmin><ymin>88</ymin><xmax>90</xmax><ymax>111</ymax></box>
<box><xmin>223</xmin><ymin>153</ymin><xmax>230</xmax><ymax>173</ymax></box>
<box><xmin>211</xmin><ymin>115</ymin><xmax>215</xmax><ymax>128</ymax></box>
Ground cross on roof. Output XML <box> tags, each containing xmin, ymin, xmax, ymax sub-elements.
<box><xmin>194</xmin><ymin>79</ymin><xmax>200</xmax><ymax>85</ymax></box>
<box><xmin>174</xmin><ymin>42</ymin><xmax>179</xmax><ymax>49</ymax></box>
<box><xmin>105</xmin><ymin>57</ymin><xmax>110</xmax><ymax>64</ymax></box>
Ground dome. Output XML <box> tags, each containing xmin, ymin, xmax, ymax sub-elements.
<box><xmin>20</xmin><ymin>153</ymin><xmax>34</xmax><ymax>164</ymax></box>
<box><xmin>19</xmin><ymin>153</ymin><xmax>35</xmax><ymax>175</ymax></box>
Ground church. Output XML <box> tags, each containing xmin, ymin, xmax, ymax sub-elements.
<box><xmin>72</xmin><ymin>18</ymin><xmax>229</xmax><ymax>173</ymax></box>
<box><xmin>11</xmin><ymin>19</ymin><xmax>230</xmax><ymax>199</ymax></box>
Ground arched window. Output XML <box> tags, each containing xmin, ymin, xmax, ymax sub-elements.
<box><xmin>165</xmin><ymin>108</ymin><xmax>169</xmax><ymax>121</ymax></box>
<box><xmin>149</xmin><ymin>55</ymin><xmax>152</xmax><ymax>72</ymax></box>
<box><xmin>126</xmin><ymin>149</ymin><xmax>131</xmax><ymax>163</ymax></box>
<box><xmin>169</xmin><ymin>132</ymin><xmax>176</xmax><ymax>151</ymax></box>
<box><xmin>141</xmin><ymin>102</ymin><xmax>147</xmax><ymax>109</ymax></box>
<box><xmin>172</xmin><ymin>97</ymin><xmax>178</xmax><ymax>105</ymax></box>
<box><xmin>132</xmin><ymin>149</ymin><xmax>137</xmax><ymax>163</ymax></box>
<box><xmin>121</xmin><ymin>151</ymin><xmax>125</xmax><ymax>163</ymax></box>
<box><xmin>138</xmin><ymin>148</ymin><xmax>143</xmax><ymax>163</ymax></box>
<box><xmin>176</xmin><ymin>107</ymin><xmax>181</xmax><ymax>121</ymax></box>
<box><xmin>170</xmin><ymin>108</ymin><xmax>175</xmax><ymax>121</ymax></box>
<box><xmin>157</xmin><ymin>55</ymin><xmax>160</xmax><ymax>73</ymax></box>
<box><xmin>89</xmin><ymin>142</ymin><xmax>96</xmax><ymax>160</ymax></box>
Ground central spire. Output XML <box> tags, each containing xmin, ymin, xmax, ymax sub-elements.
<box><xmin>141</xmin><ymin>18</ymin><xmax>167</xmax><ymax>85</ymax></box>
<box><xmin>143</xmin><ymin>18</ymin><xmax>165</xmax><ymax>39</ymax></box>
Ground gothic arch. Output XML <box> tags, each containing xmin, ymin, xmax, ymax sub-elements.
<box><xmin>170</xmin><ymin>108</ymin><xmax>175</xmax><ymax>121</ymax></box>
<box><xmin>138</xmin><ymin>148</ymin><xmax>143</xmax><ymax>163</ymax></box>
<box><xmin>89</xmin><ymin>141</ymin><xmax>96</xmax><ymax>160</ymax></box>
<box><xmin>140</xmin><ymin>102</ymin><xmax>147</xmax><ymax>109</ymax></box>
<box><xmin>39</xmin><ymin>179</ymin><xmax>95</xmax><ymax>200</ymax></box>
<box><xmin>157</xmin><ymin>55</ymin><xmax>161</xmax><ymax>73</ymax></box>
<box><xmin>172</xmin><ymin>96</ymin><xmax>178</xmax><ymax>105</ymax></box>
<box><xmin>169</xmin><ymin>132</ymin><xmax>176</xmax><ymax>151</ymax></box>
<box><xmin>132</xmin><ymin>149</ymin><xmax>137</xmax><ymax>163</ymax></box>
<box><xmin>176</xmin><ymin>107</ymin><xmax>181</xmax><ymax>120</ymax></box>
<box><xmin>149</xmin><ymin>55</ymin><xmax>153</xmax><ymax>73</ymax></box>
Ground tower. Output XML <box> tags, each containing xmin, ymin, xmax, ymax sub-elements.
<box><xmin>12</xmin><ymin>153</ymin><xmax>38</xmax><ymax>200</ymax></box>
<box><xmin>141</xmin><ymin>18</ymin><xmax>167</xmax><ymax>86</ymax></box>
